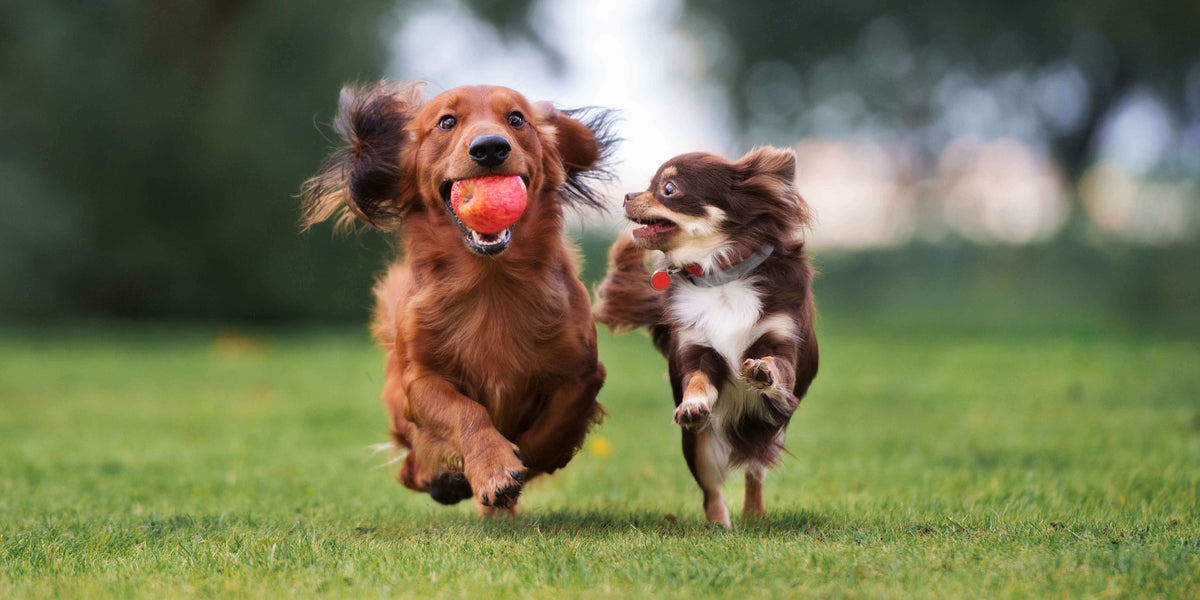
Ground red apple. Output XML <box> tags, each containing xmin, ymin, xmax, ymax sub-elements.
<box><xmin>450</xmin><ymin>175</ymin><xmax>527</xmax><ymax>234</ymax></box>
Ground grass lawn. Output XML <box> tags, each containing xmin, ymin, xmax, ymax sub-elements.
<box><xmin>1</xmin><ymin>316</ymin><xmax>1197</xmax><ymax>598</ymax></box>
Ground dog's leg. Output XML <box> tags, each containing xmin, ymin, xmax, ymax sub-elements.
<box><xmin>473</xmin><ymin>497</ymin><xmax>519</xmax><ymax>518</ymax></box>
<box><xmin>386</xmin><ymin>362</ymin><xmax>472</xmax><ymax>504</ymax></box>
<box><xmin>404</xmin><ymin>372</ymin><xmax>527</xmax><ymax>511</ymax></box>
<box><xmin>514</xmin><ymin>364</ymin><xmax>605</xmax><ymax>474</ymax></box>
<box><xmin>397</xmin><ymin>452</ymin><xmax>431</xmax><ymax>492</ymax></box>
<box><xmin>673</xmin><ymin>344</ymin><xmax>726</xmax><ymax>430</ymax></box>
<box><xmin>740</xmin><ymin>321</ymin><xmax>804</xmax><ymax>413</ymax></box>
<box><xmin>739</xmin><ymin>356</ymin><xmax>795</xmax><ymax>405</ymax></box>
<box><xmin>743</xmin><ymin>463</ymin><xmax>767</xmax><ymax>519</ymax></box>
<box><xmin>674</xmin><ymin>371</ymin><xmax>717</xmax><ymax>429</ymax></box>
<box><xmin>673</xmin><ymin>344</ymin><xmax>730</xmax><ymax>526</ymax></box>
<box><xmin>387</xmin><ymin>368</ymin><xmax>432</xmax><ymax>493</ymax></box>
<box><xmin>683</xmin><ymin>428</ymin><xmax>732</xmax><ymax>528</ymax></box>
<box><xmin>401</xmin><ymin>426</ymin><xmax>474</xmax><ymax>504</ymax></box>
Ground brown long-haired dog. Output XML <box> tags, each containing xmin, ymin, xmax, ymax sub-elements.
<box><xmin>303</xmin><ymin>82</ymin><xmax>615</xmax><ymax>515</ymax></box>
<box><xmin>594</xmin><ymin>147</ymin><xmax>818</xmax><ymax>527</ymax></box>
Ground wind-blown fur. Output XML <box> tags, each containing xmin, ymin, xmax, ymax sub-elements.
<box><xmin>594</xmin><ymin>146</ymin><xmax>819</xmax><ymax>527</ymax></box>
<box><xmin>302</xmin><ymin>81</ymin><xmax>614</xmax><ymax>515</ymax></box>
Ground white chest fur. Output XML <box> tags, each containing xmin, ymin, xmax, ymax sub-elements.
<box><xmin>669</xmin><ymin>278</ymin><xmax>768</xmax><ymax>425</ymax></box>
<box><xmin>669</xmin><ymin>278</ymin><xmax>763</xmax><ymax>376</ymax></box>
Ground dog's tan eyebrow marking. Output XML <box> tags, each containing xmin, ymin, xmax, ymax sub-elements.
<box><xmin>438</xmin><ymin>95</ymin><xmax>463</xmax><ymax>115</ymax></box>
<box><xmin>661</xmin><ymin>166</ymin><xmax>678</xmax><ymax>179</ymax></box>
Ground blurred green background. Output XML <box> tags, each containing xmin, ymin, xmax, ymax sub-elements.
<box><xmin>1</xmin><ymin>0</ymin><xmax>1198</xmax><ymax>329</ymax></box>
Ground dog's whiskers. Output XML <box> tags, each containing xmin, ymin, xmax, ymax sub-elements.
<box><xmin>368</xmin><ymin>442</ymin><xmax>408</xmax><ymax>470</ymax></box>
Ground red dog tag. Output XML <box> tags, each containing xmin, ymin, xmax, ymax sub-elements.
<box><xmin>650</xmin><ymin>270</ymin><xmax>671</xmax><ymax>290</ymax></box>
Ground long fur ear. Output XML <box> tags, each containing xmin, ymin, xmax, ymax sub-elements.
<box><xmin>534</xmin><ymin>103</ymin><xmax>619</xmax><ymax>211</ymax></box>
<box><xmin>301</xmin><ymin>81</ymin><xmax>423</xmax><ymax>231</ymax></box>
<box><xmin>737</xmin><ymin>146</ymin><xmax>796</xmax><ymax>187</ymax></box>
<box><xmin>735</xmin><ymin>146</ymin><xmax>814</xmax><ymax>228</ymax></box>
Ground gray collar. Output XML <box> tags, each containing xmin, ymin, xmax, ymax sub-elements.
<box><xmin>675</xmin><ymin>245</ymin><xmax>775</xmax><ymax>288</ymax></box>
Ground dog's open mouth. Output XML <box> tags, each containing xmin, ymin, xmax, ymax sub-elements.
<box><xmin>630</xmin><ymin>215</ymin><xmax>679</xmax><ymax>239</ymax></box>
<box><xmin>440</xmin><ymin>178</ymin><xmax>527</xmax><ymax>256</ymax></box>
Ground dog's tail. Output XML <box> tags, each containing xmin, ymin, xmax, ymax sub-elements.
<box><xmin>593</xmin><ymin>233</ymin><xmax>664</xmax><ymax>333</ymax></box>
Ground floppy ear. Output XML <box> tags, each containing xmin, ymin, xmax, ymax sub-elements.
<box><xmin>534</xmin><ymin>103</ymin><xmax>619</xmax><ymax>211</ymax></box>
<box><xmin>301</xmin><ymin>81</ymin><xmax>423</xmax><ymax>231</ymax></box>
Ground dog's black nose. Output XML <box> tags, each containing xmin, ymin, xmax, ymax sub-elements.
<box><xmin>468</xmin><ymin>134</ymin><xmax>511</xmax><ymax>167</ymax></box>
<box><xmin>623</xmin><ymin>192</ymin><xmax>640</xmax><ymax>206</ymax></box>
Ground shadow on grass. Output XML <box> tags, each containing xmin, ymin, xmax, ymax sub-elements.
<box><xmin>350</xmin><ymin>508</ymin><xmax>843</xmax><ymax>541</ymax></box>
<box><xmin>347</xmin><ymin>506</ymin><xmax>1055</xmax><ymax>545</ymax></box>
<box><xmin>13</xmin><ymin>508</ymin><xmax>1086</xmax><ymax>551</ymax></box>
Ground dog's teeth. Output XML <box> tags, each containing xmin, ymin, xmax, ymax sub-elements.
<box><xmin>469</xmin><ymin>229</ymin><xmax>511</xmax><ymax>246</ymax></box>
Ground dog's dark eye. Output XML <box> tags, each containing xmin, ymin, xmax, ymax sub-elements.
<box><xmin>662</xmin><ymin>180</ymin><xmax>677</xmax><ymax>196</ymax></box>
<box><xmin>438</xmin><ymin>115</ymin><xmax>457</xmax><ymax>130</ymax></box>
<box><xmin>507</xmin><ymin>112</ymin><xmax>525</xmax><ymax>129</ymax></box>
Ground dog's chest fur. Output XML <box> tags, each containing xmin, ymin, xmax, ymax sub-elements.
<box><xmin>669</xmin><ymin>278</ymin><xmax>767</xmax><ymax>420</ymax></box>
<box><xmin>669</xmin><ymin>278</ymin><xmax>762</xmax><ymax>370</ymax></box>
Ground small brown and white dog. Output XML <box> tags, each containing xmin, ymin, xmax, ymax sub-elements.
<box><xmin>593</xmin><ymin>147</ymin><xmax>819</xmax><ymax>527</ymax></box>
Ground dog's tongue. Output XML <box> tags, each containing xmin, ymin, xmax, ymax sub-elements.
<box><xmin>450</xmin><ymin>175</ymin><xmax>527</xmax><ymax>234</ymax></box>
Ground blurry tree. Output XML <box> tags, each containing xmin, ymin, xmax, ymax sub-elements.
<box><xmin>465</xmin><ymin>0</ymin><xmax>1200</xmax><ymax>217</ymax></box>
<box><xmin>679</xmin><ymin>0</ymin><xmax>1200</xmax><ymax>179</ymax></box>
<box><xmin>0</xmin><ymin>0</ymin><xmax>400</xmax><ymax>320</ymax></box>
<box><xmin>2</xmin><ymin>0</ymin><xmax>1196</xmax><ymax>321</ymax></box>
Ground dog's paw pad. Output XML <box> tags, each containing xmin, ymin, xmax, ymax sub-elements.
<box><xmin>741</xmin><ymin>359</ymin><xmax>775</xmax><ymax>390</ymax></box>
<box><xmin>673</xmin><ymin>402</ymin><xmax>710</xmax><ymax>430</ymax></box>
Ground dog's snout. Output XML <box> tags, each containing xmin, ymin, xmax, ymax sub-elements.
<box><xmin>468</xmin><ymin>134</ymin><xmax>512</xmax><ymax>167</ymax></box>
<box><xmin>623</xmin><ymin>192</ymin><xmax>640</xmax><ymax>208</ymax></box>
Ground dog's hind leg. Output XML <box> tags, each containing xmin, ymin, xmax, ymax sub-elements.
<box><xmin>683</xmin><ymin>428</ymin><xmax>732</xmax><ymax>528</ymax></box>
<box><xmin>743</xmin><ymin>463</ymin><xmax>767</xmax><ymax>519</ymax></box>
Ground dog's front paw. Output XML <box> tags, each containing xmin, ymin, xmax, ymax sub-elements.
<box><xmin>476</xmin><ymin>467</ymin><xmax>525</xmax><ymax>509</ymax></box>
<box><xmin>740</xmin><ymin>358</ymin><xmax>776</xmax><ymax>391</ymax></box>
<box><xmin>468</xmin><ymin>444</ymin><xmax>527</xmax><ymax>510</ymax></box>
<box><xmin>674</xmin><ymin>401</ymin><xmax>711</xmax><ymax>430</ymax></box>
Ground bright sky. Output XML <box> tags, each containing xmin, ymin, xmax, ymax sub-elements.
<box><xmin>384</xmin><ymin>0</ymin><xmax>1194</xmax><ymax>244</ymax></box>
<box><xmin>386</xmin><ymin>0</ymin><xmax>732</xmax><ymax>204</ymax></box>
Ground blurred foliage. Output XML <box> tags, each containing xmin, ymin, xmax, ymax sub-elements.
<box><xmin>476</xmin><ymin>0</ymin><xmax>1200</xmax><ymax>181</ymax></box>
<box><xmin>680</xmin><ymin>0</ymin><xmax>1200</xmax><ymax>180</ymax></box>
<box><xmin>0</xmin><ymin>0</ymin><xmax>400</xmax><ymax>321</ymax></box>
<box><xmin>1</xmin><ymin>0</ymin><xmax>1198</xmax><ymax>323</ymax></box>
<box><xmin>807</xmin><ymin>239</ymin><xmax>1200</xmax><ymax>336</ymax></box>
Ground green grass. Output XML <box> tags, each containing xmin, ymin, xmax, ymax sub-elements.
<box><xmin>1</xmin><ymin>317</ymin><xmax>1197</xmax><ymax>598</ymax></box>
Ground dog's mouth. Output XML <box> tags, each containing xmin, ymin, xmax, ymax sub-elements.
<box><xmin>629</xmin><ymin>214</ymin><xmax>679</xmax><ymax>240</ymax></box>
<box><xmin>439</xmin><ymin>177</ymin><xmax>528</xmax><ymax>256</ymax></box>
